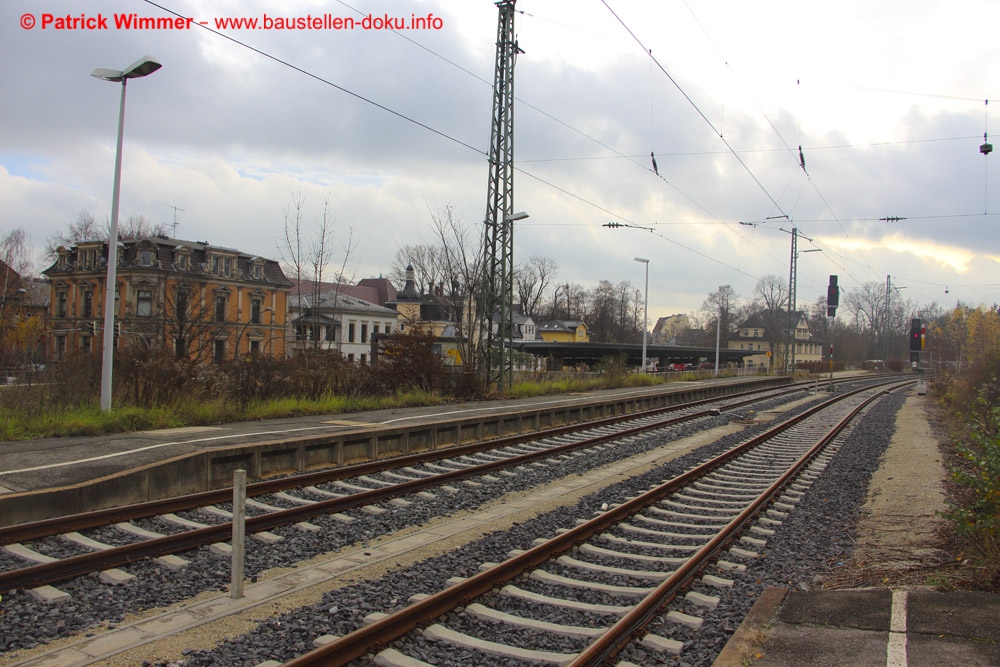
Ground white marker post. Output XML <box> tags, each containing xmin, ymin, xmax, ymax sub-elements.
<box><xmin>231</xmin><ymin>469</ymin><xmax>246</xmax><ymax>599</ymax></box>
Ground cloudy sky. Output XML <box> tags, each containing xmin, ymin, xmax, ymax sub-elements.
<box><xmin>3</xmin><ymin>0</ymin><xmax>999</xmax><ymax>323</ymax></box>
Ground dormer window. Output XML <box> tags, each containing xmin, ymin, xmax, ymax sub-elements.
<box><xmin>140</xmin><ymin>250</ymin><xmax>154</xmax><ymax>267</ymax></box>
<box><xmin>212</xmin><ymin>255</ymin><xmax>234</xmax><ymax>277</ymax></box>
<box><xmin>253</xmin><ymin>263</ymin><xmax>263</xmax><ymax>280</ymax></box>
<box><xmin>173</xmin><ymin>245</ymin><xmax>191</xmax><ymax>271</ymax></box>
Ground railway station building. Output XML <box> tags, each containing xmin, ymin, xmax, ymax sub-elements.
<box><xmin>729</xmin><ymin>311</ymin><xmax>823</xmax><ymax>369</ymax></box>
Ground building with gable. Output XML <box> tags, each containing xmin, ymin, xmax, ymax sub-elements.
<box><xmin>729</xmin><ymin>310</ymin><xmax>822</xmax><ymax>369</ymax></box>
<box><xmin>42</xmin><ymin>235</ymin><xmax>291</xmax><ymax>363</ymax></box>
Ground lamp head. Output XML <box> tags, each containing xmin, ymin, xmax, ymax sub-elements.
<box><xmin>91</xmin><ymin>56</ymin><xmax>161</xmax><ymax>83</ymax></box>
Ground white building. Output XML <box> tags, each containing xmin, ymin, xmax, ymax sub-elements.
<box><xmin>288</xmin><ymin>289</ymin><xmax>398</xmax><ymax>364</ymax></box>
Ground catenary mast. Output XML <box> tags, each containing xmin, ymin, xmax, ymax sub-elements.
<box><xmin>480</xmin><ymin>0</ymin><xmax>522</xmax><ymax>391</ymax></box>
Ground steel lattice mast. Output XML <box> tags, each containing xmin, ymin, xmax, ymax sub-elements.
<box><xmin>785</xmin><ymin>227</ymin><xmax>798</xmax><ymax>374</ymax></box>
<box><xmin>480</xmin><ymin>0</ymin><xmax>521</xmax><ymax>391</ymax></box>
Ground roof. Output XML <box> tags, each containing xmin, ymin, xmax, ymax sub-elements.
<box><xmin>289</xmin><ymin>289</ymin><xmax>396</xmax><ymax>316</ymax></box>
<box><xmin>43</xmin><ymin>235</ymin><xmax>292</xmax><ymax>287</ymax></box>
<box><xmin>538</xmin><ymin>320</ymin><xmax>587</xmax><ymax>333</ymax></box>
<box><xmin>291</xmin><ymin>278</ymin><xmax>398</xmax><ymax>308</ymax></box>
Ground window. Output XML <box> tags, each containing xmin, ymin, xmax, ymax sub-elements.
<box><xmin>347</xmin><ymin>353</ymin><xmax>354</xmax><ymax>362</ymax></box>
<box><xmin>140</xmin><ymin>250</ymin><xmax>154</xmax><ymax>267</ymax></box>
<box><xmin>215</xmin><ymin>294</ymin><xmax>227</xmax><ymax>322</ymax></box>
<box><xmin>114</xmin><ymin>288</ymin><xmax>120</xmax><ymax>317</ymax></box>
<box><xmin>177</xmin><ymin>254</ymin><xmax>189</xmax><ymax>270</ymax></box>
<box><xmin>137</xmin><ymin>289</ymin><xmax>153</xmax><ymax>316</ymax></box>
<box><xmin>251</xmin><ymin>298</ymin><xmax>263</xmax><ymax>324</ymax></box>
<box><xmin>325</xmin><ymin>325</ymin><xmax>336</xmax><ymax>342</ymax></box>
<box><xmin>56</xmin><ymin>335</ymin><xmax>67</xmax><ymax>361</ymax></box>
<box><xmin>82</xmin><ymin>290</ymin><xmax>94</xmax><ymax>318</ymax></box>
<box><xmin>253</xmin><ymin>263</ymin><xmax>263</xmax><ymax>279</ymax></box>
<box><xmin>360</xmin><ymin>353</ymin><xmax>367</xmax><ymax>365</ymax></box>
<box><xmin>82</xmin><ymin>336</ymin><xmax>92</xmax><ymax>354</ymax></box>
<box><xmin>211</xmin><ymin>256</ymin><xmax>232</xmax><ymax>277</ymax></box>
<box><xmin>214</xmin><ymin>339</ymin><xmax>225</xmax><ymax>364</ymax></box>
<box><xmin>176</xmin><ymin>288</ymin><xmax>190</xmax><ymax>319</ymax></box>
<box><xmin>57</xmin><ymin>290</ymin><xmax>68</xmax><ymax>318</ymax></box>
<box><xmin>361</xmin><ymin>323</ymin><xmax>368</xmax><ymax>343</ymax></box>
<box><xmin>348</xmin><ymin>322</ymin><xmax>355</xmax><ymax>343</ymax></box>
<box><xmin>249</xmin><ymin>340</ymin><xmax>260</xmax><ymax>355</ymax></box>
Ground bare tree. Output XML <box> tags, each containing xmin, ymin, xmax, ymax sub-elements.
<box><xmin>749</xmin><ymin>274</ymin><xmax>789</xmax><ymax>365</ymax></box>
<box><xmin>1</xmin><ymin>227</ymin><xmax>34</xmax><ymax>280</ymax></box>
<box><xmin>515</xmin><ymin>255</ymin><xmax>558</xmax><ymax>318</ymax></box>
<box><xmin>390</xmin><ymin>244</ymin><xmax>444</xmax><ymax>295</ymax></box>
<box><xmin>43</xmin><ymin>211</ymin><xmax>167</xmax><ymax>262</ymax></box>
<box><xmin>161</xmin><ymin>275</ymin><xmax>216</xmax><ymax>362</ymax></box>
<box><xmin>701</xmin><ymin>284</ymin><xmax>738</xmax><ymax>344</ymax></box>
<box><xmin>427</xmin><ymin>201</ymin><xmax>484</xmax><ymax>382</ymax></box>
<box><xmin>118</xmin><ymin>214</ymin><xmax>169</xmax><ymax>240</ymax></box>
<box><xmin>44</xmin><ymin>211</ymin><xmax>102</xmax><ymax>260</ymax></box>
<box><xmin>277</xmin><ymin>192</ymin><xmax>356</xmax><ymax>352</ymax></box>
<box><xmin>309</xmin><ymin>195</ymin><xmax>356</xmax><ymax>351</ymax></box>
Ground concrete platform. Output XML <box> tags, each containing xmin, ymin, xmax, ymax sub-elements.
<box><xmin>714</xmin><ymin>587</ymin><xmax>1000</xmax><ymax>667</ymax></box>
<box><xmin>0</xmin><ymin>377</ymin><xmax>789</xmax><ymax>525</ymax></box>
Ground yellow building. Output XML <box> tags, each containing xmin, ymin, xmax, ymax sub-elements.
<box><xmin>538</xmin><ymin>320</ymin><xmax>590</xmax><ymax>343</ymax></box>
<box><xmin>387</xmin><ymin>264</ymin><xmax>469</xmax><ymax>364</ymax></box>
<box><xmin>728</xmin><ymin>311</ymin><xmax>822</xmax><ymax>369</ymax></box>
<box><xmin>43</xmin><ymin>236</ymin><xmax>291</xmax><ymax>363</ymax></box>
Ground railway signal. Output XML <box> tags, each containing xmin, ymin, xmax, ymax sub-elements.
<box><xmin>826</xmin><ymin>275</ymin><xmax>839</xmax><ymax>317</ymax></box>
<box><xmin>909</xmin><ymin>318</ymin><xmax>923</xmax><ymax>352</ymax></box>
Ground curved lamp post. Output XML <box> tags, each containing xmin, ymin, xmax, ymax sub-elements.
<box><xmin>92</xmin><ymin>56</ymin><xmax>161</xmax><ymax>412</ymax></box>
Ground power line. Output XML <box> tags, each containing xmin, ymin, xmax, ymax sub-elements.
<box><xmin>601</xmin><ymin>0</ymin><xmax>789</xmax><ymax>218</ymax></box>
<box><xmin>142</xmin><ymin>0</ymin><xmax>486</xmax><ymax>158</ymax></box>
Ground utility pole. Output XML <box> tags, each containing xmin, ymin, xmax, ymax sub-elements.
<box><xmin>883</xmin><ymin>275</ymin><xmax>891</xmax><ymax>361</ymax></box>
<box><xmin>782</xmin><ymin>227</ymin><xmax>820</xmax><ymax>374</ymax></box>
<box><xmin>480</xmin><ymin>0</ymin><xmax>523</xmax><ymax>392</ymax></box>
<box><xmin>784</xmin><ymin>228</ymin><xmax>798</xmax><ymax>374</ymax></box>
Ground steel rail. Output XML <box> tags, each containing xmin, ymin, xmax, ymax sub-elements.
<box><xmin>0</xmin><ymin>380</ymin><xmax>798</xmax><ymax>545</ymax></box>
<box><xmin>566</xmin><ymin>386</ymin><xmax>898</xmax><ymax>666</ymax></box>
<box><xmin>280</xmin><ymin>379</ymin><xmax>913</xmax><ymax>666</ymax></box>
<box><xmin>0</xmin><ymin>384</ymin><xmax>804</xmax><ymax>593</ymax></box>
<box><xmin>0</xmin><ymin>378</ymin><xmax>900</xmax><ymax>594</ymax></box>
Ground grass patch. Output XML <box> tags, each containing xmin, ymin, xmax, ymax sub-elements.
<box><xmin>2</xmin><ymin>371</ymin><xmax>670</xmax><ymax>441</ymax></box>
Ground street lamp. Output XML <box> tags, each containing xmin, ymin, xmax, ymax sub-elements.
<box><xmin>92</xmin><ymin>56</ymin><xmax>161</xmax><ymax>412</ymax></box>
<box><xmin>634</xmin><ymin>257</ymin><xmax>649</xmax><ymax>373</ymax></box>
<box><xmin>0</xmin><ymin>288</ymin><xmax>27</xmax><ymax>313</ymax></box>
<box><xmin>714</xmin><ymin>284</ymin><xmax>730</xmax><ymax>377</ymax></box>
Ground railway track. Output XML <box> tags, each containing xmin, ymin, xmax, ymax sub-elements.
<box><xmin>0</xmin><ymin>379</ymin><xmax>856</xmax><ymax>595</ymax></box>
<box><xmin>0</xmin><ymin>376</ymin><xmax>911</xmax><ymax>665</ymax></box>
<box><xmin>281</xmin><ymin>379</ymin><xmax>912</xmax><ymax>666</ymax></box>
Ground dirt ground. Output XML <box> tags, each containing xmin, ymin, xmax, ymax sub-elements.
<box><xmin>822</xmin><ymin>390</ymin><xmax>973</xmax><ymax>590</ymax></box>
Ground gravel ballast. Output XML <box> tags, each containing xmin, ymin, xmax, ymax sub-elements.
<box><xmin>0</xmin><ymin>381</ymin><xmax>904</xmax><ymax>666</ymax></box>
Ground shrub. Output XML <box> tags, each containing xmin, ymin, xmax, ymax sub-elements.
<box><xmin>942</xmin><ymin>385</ymin><xmax>1000</xmax><ymax>589</ymax></box>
